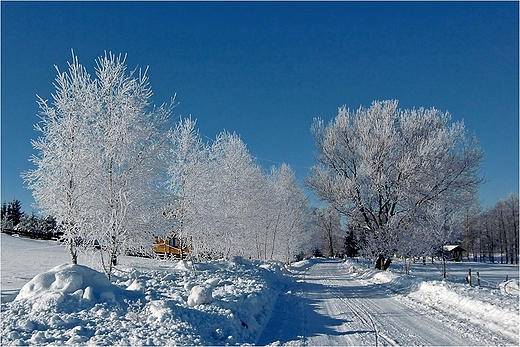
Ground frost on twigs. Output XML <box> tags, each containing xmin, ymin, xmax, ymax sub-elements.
<box><xmin>308</xmin><ymin>100</ymin><xmax>484</xmax><ymax>267</ymax></box>
<box><xmin>23</xmin><ymin>51</ymin><xmax>175</xmax><ymax>278</ymax></box>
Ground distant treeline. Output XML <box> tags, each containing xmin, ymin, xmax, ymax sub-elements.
<box><xmin>1</xmin><ymin>198</ymin><xmax>62</xmax><ymax>240</ymax></box>
<box><xmin>465</xmin><ymin>194</ymin><xmax>519</xmax><ymax>264</ymax></box>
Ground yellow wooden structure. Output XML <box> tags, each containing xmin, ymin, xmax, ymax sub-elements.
<box><xmin>153</xmin><ymin>235</ymin><xmax>190</xmax><ymax>258</ymax></box>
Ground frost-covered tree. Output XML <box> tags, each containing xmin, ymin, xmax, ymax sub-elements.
<box><xmin>503</xmin><ymin>194</ymin><xmax>519</xmax><ymax>264</ymax></box>
<box><xmin>255</xmin><ymin>166</ymin><xmax>292</xmax><ymax>261</ymax></box>
<box><xmin>23</xmin><ymin>55</ymin><xmax>97</xmax><ymax>264</ymax></box>
<box><xmin>313</xmin><ymin>205</ymin><xmax>343</xmax><ymax>258</ymax></box>
<box><xmin>24</xmin><ymin>52</ymin><xmax>174</xmax><ymax>278</ymax></box>
<box><xmin>307</xmin><ymin>100</ymin><xmax>483</xmax><ymax>269</ymax></box>
<box><xmin>163</xmin><ymin>119</ymin><xmax>313</xmax><ymax>263</ymax></box>
<box><xmin>204</xmin><ymin>131</ymin><xmax>265</xmax><ymax>259</ymax></box>
<box><xmin>166</xmin><ymin>116</ymin><xmax>209</xmax><ymax>259</ymax></box>
<box><xmin>475</xmin><ymin>194</ymin><xmax>520</xmax><ymax>264</ymax></box>
<box><xmin>164</xmin><ymin>125</ymin><xmax>313</xmax><ymax>263</ymax></box>
<box><xmin>86</xmin><ymin>53</ymin><xmax>173</xmax><ymax>278</ymax></box>
<box><xmin>268</xmin><ymin>164</ymin><xmax>312</xmax><ymax>264</ymax></box>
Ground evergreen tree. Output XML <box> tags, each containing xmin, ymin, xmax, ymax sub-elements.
<box><xmin>1</xmin><ymin>201</ymin><xmax>7</xmax><ymax>221</ymax></box>
<box><xmin>1</xmin><ymin>201</ymin><xmax>10</xmax><ymax>230</ymax></box>
<box><xmin>6</xmin><ymin>199</ymin><xmax>24</xmax><ymax>227</ymax></box>
<box><xmin>344</xmin><ymin>228</ymin><xmax>359</xmax><ymax>257</ymax></box>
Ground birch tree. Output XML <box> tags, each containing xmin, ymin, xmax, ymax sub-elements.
<box><xmin>254</xmin><ymin>168</ymin><xmax>279</xmax><ymax>260</ymax></box>
<box><xmin>24</xmin><ymin>54</ymin><xmax>97</xmax><ymax>264</ymax></box>
<box><xmin>24</xmin><ymin>52</ymin><xmax>174</xmax><ymax>278</ymax></box>
<box><xmin>205</xmin><ymin>131</ymin><xmax>264</xmax><ymax>259</ymax></box>
<box><xmin>307</xmin><ymin>100</ymin><xmax>483</xmax><ymax>269</ymax></box>
<box><xmin>166</xmin><ymin>116</ymin><xmax>209</xmax><ymax>259</ymax></box>
<box><xmin>87</xmin><ymin>52</ymin><xmax>173</xmax><ymax>278</ymax></box>
<box><xmin>274</xmin><ymin>164</ymin><xmax>312</xmax><ymax>264</ymax></box>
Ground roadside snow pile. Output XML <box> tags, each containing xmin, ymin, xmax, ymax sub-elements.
<box><xmin>1</xmin><ymin>257</ymin><xmax>286</xmax><ymax>346</ymax></box>
<box><xmin>342</xmin><ymin>259</ymin><xmax>419</xmax><ymax>294</ymax></box>
<box><xmin>342</xmin><ymin>258</ymin><xmax>519</xmax><ymax>341</ymax></box>
<box><xmin>15</xmin><ymin>263</ymin><xmax>139</xmax><ymax>307</ymax></box>
<box><xmin>499</xmin><ymin>279</ymin><xmax>519</xmax><ymax>295</ymax></box>
<box><xmin>408</xmin><ymin>280</ymin><xmax>519</xmax><ymax>340</ymax></box>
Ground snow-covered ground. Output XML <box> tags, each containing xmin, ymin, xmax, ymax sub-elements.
<box><xmin>1</xmin><ymin>234</ymin><xmax>286</xmax><ymax>345</ymax></box>
<box><xmin>1</xmin><ymin>234</ymin><xmax>519</xmax><ymax>345</ymax></box>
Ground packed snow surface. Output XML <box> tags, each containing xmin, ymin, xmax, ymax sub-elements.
<box><xmin>2</xmin><ymin>234</ymin><xmax>519</xmax><ymax>345</ymax></box>
<box><xmin>257</xmin><ymin>258</ymin><xmax>518</xmax><ymax>346</ymax></box>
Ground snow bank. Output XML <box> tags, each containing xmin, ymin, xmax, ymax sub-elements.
<box><xmin>15</xmin><ymin>263</ymin><xmax>129</xmax><ymax>305</ymax></box>
<box><xmin>1</xmin><ymin>252</ymin><xmax>286</xmax><ymax>346</ymax></box>
<box><xmin>1</xmin><ymin>235</ymin><xmax>73</xmax><ymax>302</ymax></box>
<box><xmin>342</xmin><ymin>258</ymin><xmax>520</xmax><ymax>341</ymax></box>
<box><xmin>409</xmin><ymin>280</ymin><xmax>519</xmax><ymax>340</ymax></box>
<box><xmin>2</xmin><ymin>234</ymin><xmax>516</xmax><ymax>346</ymax></box>
<box><xmin>499</xmin><ymin>279</ymin><xmax>519</xmax><ymax>296</ymax></box>
<box><xmin>342</xmin><ymin>258</ymin><xmax>418</xmax><ymax>294</ymax></box>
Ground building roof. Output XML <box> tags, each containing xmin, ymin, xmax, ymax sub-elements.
<box><xmin>443</xmin><ymin>245</ymin><xmax>466</xmax><ymax>252</ymax></box>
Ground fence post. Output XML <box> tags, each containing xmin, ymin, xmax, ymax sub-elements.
<box><xmin>476</xmin><ymin>271</ymin><xmax>480</xmax><ymax>286</ymax></box>
<box><xmin>467</xmin><ymin>268</ymin><xmax>472</xmax><ymax>286</ymax></box>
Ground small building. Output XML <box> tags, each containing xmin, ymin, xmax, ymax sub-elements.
<box><xmin>443</xmin><ymin>245</ymin><xmax>466</xmax><ymax>261</ymax></box>
<box><xmin>154</xmin><ymin>235</ymin><xmax>190</xmax><ymax>259</ymax></box>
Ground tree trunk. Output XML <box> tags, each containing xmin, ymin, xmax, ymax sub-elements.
<box><xmin>327</xmin><ymin>227</ymin><xmax>334</xmax><ymax>257</ymax></box>
<box><xmin>375</xmin><ymin>254</ymin><xmax>384</xmax><ymax>270</ymax></box>
<box><xmin>68</xmin><ymin>240</ymin><xmax>78</xmax><ymax>265</ymax></box>
<box><xmin>383</xmin><ymin>257</ymin><xmax>392</xmax><ymax>270</ymax></box>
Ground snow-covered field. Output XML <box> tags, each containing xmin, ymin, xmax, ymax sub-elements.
<box><xmin>1</xmin><ymin>234</ymin><xmax>519</xmax><ymax>345</ymax></box>
<box><xmin>1</xmin><ymin>234</ymin><xmax>286</xmax><ymax>345</ymax></box>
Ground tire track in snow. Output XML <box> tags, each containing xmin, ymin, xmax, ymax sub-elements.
<box><xmin>298</xmin><ymin>259</ymin><xmax>497</xmax><ymax>346</ymax></box>
<box><xmin>329</xmin><ymin>259</ymin><xmax>517</xmax><ymax>346</ymax></box>
<box><xmin>318</xmin><ymin>261</ymin><xmax>398</xmax><ymax>346</ymax></box>
<box><xmin>257</xmin><ymin>258</ymin><xmax>513</xmax><ymax>346</ymax></box>
<box><xmin>326</xmin><ymin>260</ymin><xmax>473</xmax><ymax>346</ymax></box>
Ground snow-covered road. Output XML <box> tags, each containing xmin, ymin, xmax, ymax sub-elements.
<box><xmin>257</xmin><ymin>258</ymin><xmax>516</xmax><ymax>346</ymax></box>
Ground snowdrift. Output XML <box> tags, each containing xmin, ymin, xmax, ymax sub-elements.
<box><xmin>341</xmin><ymin>259</ymin><xmax>520</xmax><ymax>341</ymax></box>
<box><xmin>15</xmin><ymin>263</ymin><xmax>139</xmax><ymax>306</ymax></box>
<box><xmin>1</xmin><ymin>252</ymin><xmax>287</xmax><ymax>346</ymax></box>
<box><xmin>499</xmin><ymin>279</ymin><xmax>520</xmax><ymax>296</ymax></box>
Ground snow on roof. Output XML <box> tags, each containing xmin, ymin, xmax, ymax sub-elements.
<box><xmin>443</xmin><ymin>245</ymin><xmax>466</xmax><ymax>252</ymax></box>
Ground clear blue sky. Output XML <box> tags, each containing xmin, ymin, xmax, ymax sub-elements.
<box><xmin>1</xmin><ymin>1</ymin><xmax>518</xmax><ymax>213</ymax></box>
